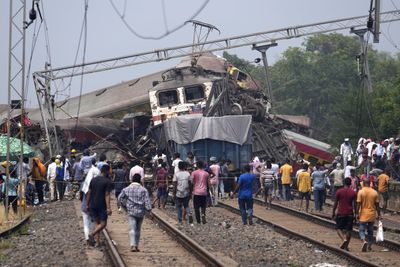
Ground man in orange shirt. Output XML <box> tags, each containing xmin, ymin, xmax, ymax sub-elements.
<box><xmin>279</xmin><ymin>159</ymin><xmax>293</xmax><ymax>201</ymax></box>
<box><xmin>357</xmin><ymin>179</ymin><xmax>381</xmax><ymax>252</ymax></box>
<box><xmin>377</xmin><ymin>169</ymin><xmax>390</xmax><ymax>214</ymax></box>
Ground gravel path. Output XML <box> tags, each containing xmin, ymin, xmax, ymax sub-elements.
<box><xmin>1</xmin><ymin>200</ymin><xmax>109</xmax><ymax>267</ymax></box>
<box><xmin>161</xmin><ymin>204</ymin><xmax>349</xmax><ymax>267</ymax></box>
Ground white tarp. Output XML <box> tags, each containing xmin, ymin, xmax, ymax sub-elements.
<box><xmin>163</xmin><ymin>115</ymin><xmax>252</xmax><ymax>145</ymax></box>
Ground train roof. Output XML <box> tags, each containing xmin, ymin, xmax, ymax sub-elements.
<box><xmin>282</xmin><ymin>129</ymin><xmax>332</xmax><ymax>153</ymax></box>
<box><xmin>25</xmin><ymin>70</ymin><xmax>164</xmax><ymax>121</ymax></box>
<box><xmin>149</xmin><ymin>75</ymin><xmax>220</xmax><ymax>92</ymax></box>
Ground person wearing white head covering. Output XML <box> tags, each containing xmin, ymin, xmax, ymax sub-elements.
<box><xmin>356</xmin><ymin>138</ymin><xmax>366</xmax><ymax>166</ymax></box>
<box><xmin>340</xmin><ymin>138</ymin><xmax>353</xmax><ymax>167</ymax></box>
<box><xmin>387</xmin><ymin>138</ymin><xmax>395</xmax><ymax>159</ymax></box>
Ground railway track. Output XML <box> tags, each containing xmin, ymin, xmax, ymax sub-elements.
<box><xmin>105</xmin><ymin>200</ymin><xmax>235</xmax><ymax>267</ymax></box>
<box><xmin>281</xmin><ymin>190</ymin><xmax>400</xmax><ymax>234</ymax></box>
<box><xmin>0</xmin><ymin>214</ymin><xmax>32</xmax><ymax>238</ymax></box>
<box><xmin>219</xmin><ymin>198</ymin><xmax>400</xmax><ymax>267</ymax></box>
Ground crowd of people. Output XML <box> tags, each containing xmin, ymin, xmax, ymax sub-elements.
<box><xmin>1</xmin><ymin>136</ymin><xmax>398</xmax><ymax>253</ymax></box>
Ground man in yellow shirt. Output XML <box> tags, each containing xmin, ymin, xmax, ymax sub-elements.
<box><xmin>357</xmin><ymin>179</ymin><xmax>381</xmax><ymax>252</ymax></box>
<box><xmin>279</xmin><ymin>159</ymin><xmax>293</xmax><ymax>201</ymax></box>
<box><xmin>377</xmin><ymin>170</ymin><xmax>390</xmax><ymax>214</ymax></box>
<box><xmin>297</xmin><ymin>164</ymin><xmax>311</xmax><ymax>213</ymax></box>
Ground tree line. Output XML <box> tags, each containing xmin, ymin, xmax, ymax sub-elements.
<box><xmin>223</xmin><ymin>33</ymin><xmax>400</xmax><ymax>147</ymax></box>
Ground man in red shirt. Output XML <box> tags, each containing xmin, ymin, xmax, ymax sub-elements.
<box><xmin>190</xmin><ymin>161</ymin><xmax>209</xmax><ymax>224</ymax></box>
<box><xmin>154</xmin><ymin>162</ymin><xmax>169</xmax><ymax>209</ymax></box>
<box><xmin>332</xmin><ymin>177</ymin><xmax>356</xmax><ymax>251</ymax></box>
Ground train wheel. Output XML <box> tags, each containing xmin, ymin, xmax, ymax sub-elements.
<box><xmin>230</xmin><ymin>103</ymin><xmax>243</xmax><ymax>115</ymax></box>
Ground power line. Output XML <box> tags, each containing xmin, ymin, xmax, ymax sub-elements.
<box><xmin>63</xmin><ymin>4</ymin><xmax>90</xmax><ymax>99</ymax></box>
<box><xmin>74</xmin><ymin>0</ymin><xmax>89</xmax><ymax>132</ymax></box>
<box><xmin>390</xmin><ymin>0</ymin><xmax>399</xmax><ymax>10</ymax></box>
<box><xmin>108</xmin><ymin>0</ymin><xmax>210</xmax><ymax>40</ymax></box>
<box><xmin>382</xmin><ymin>31</ymin><xmax>400</xmax><ymax>50</ymax></box>
<box><xmin>161</xmin><ymin>0</ymin><xmax>169</xmax><ymax>32</ymax></box>
<box><xmin>25</xmin><ymin>19</ymin><xmax>43</xmax><ymax>106</ymax></box>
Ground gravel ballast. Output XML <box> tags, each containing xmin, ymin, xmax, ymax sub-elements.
<box><xmin>162</xmin><ymin>204</ymin><xmax>349</xmax><ymax>267</ymax></box>
<box><xmin>1</xmin><ymin>200</ymin><xmax>109</xmax><ymax>267</ymax></box>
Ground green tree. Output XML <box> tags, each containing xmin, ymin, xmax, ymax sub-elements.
<box><xmin>223</xmin><ymin>33</ymin><xmax>400</xmax><ymax>146</ymax></box>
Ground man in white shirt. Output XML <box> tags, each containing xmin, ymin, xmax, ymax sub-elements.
<box><xmin>47</xmin><ymin>157</ymin><xmax>58</xmax><ymax>201</ymax></box>
<box><xmin>172</xmin><ymin>153</ymin><xmax>182</xmax><ymax>175</ymax></box>
<box><xmin>270</xmin><ymin>158</ymin><xmax>280</xmax><ymax>199</ymax></box>
<box><xmin>129</xmin><ymin>160</ymin><xmax>144</xmax><ymax>184</ymax></box>
<box><xmin>16</xmin><ymin>157</ymin><xmax>31</xmax><ymax>197</ymax></box>
<box><xmin>340</xmin><ymin>138</ymin><xmax>353</xmax><ymax>167</ymax></box>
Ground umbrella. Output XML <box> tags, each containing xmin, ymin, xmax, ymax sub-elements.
<box><xmin>0</xmin><ymin>135</ymin><xmax>35</xmax><ymax>161</ymax></box>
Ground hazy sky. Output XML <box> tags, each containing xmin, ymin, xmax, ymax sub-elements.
<box><xmin>1</xmin><ymin>0</ymin><xmax>399</xmax><ymax>107</ymax></box>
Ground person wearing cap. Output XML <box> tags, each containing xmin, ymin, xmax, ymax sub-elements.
<box><xmin>70</xmin><ymin>149</ymin><xmax>77</xmax><ymax>166</ymax></box>
<box><xmin>55</xmin><ymin>158</ymin><xmax>66</xmax><ymax>201</ymax></box>
<box><xmin>340</xmin><ymin>138</ymin><xmax>353</xmax><ymax>168</ymax></box>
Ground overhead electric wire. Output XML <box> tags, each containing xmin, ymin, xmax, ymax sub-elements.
<box><xmin>383</xmin><ymin>0</ymin><xmax>400</xmax><ymax>51</ymax></box>
<box><xmin>74</xmin><ymin>0</ymin><xmax>89</xmax><ymax>133</ymax></box>
<box><xmin>25</xmin><ymin>19</ymin><xmax>43</xmax><ymax>106</ymax></box>
<box><xmin>108</xmin><ymin>0</ymin><xmax>210</xmax><ymax>40</ymax></box>
<box><xmin>161</xmin><ymin>0</ymin><xmax>169</xmax><ymax>32</ymax></box>
<box><xmin>62</xmin><ymin>5</ymin><xmax>89</xmax><ymax>99</ymax></box>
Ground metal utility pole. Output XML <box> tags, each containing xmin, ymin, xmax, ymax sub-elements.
<box><xmin>367</xmin><ymin>0</ymin><xmax>381</xmax><ymax>43</ymax></box>
<box><xmin>351</xmin><ymin>28</ymin><xmax>373</xmax><ymax>93</ymax></box>
<box><xmin>6</xmin><ymin>0</ymin><xmax>27</xmax><ymax>220</ymax></box>
<box><xmin>252</xmin><ymin>43</ymin><xmax>278</xmax><ymax>105</ymax></box>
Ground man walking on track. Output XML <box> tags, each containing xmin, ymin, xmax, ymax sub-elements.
<box><xmin>173</xmin><ymin>161</ymin><xmax>192</xmax><ymax>223</ymax></box>
<box><xmin>86</xmin><ymin>165</ymin><xmax>113</xmax><ymax>246</ymax></box>
<box><xmin>357</xmin><ymin>179</ymin><xmax>381</xmax><ymax>252</ymax></box>
<box><xmin>332</xmin><ymin>177</ymin><xmax>356</xmax><ymax>251</ymax></box>
<box><xmin>118</xmin><ymin>173</ymin><xmax>152</xmax><ymax>252</ymax></box>
<box><xmin>191</xmin><ymin>161</ymin><xmax>209</xmax><ymax>224</ymax></box>
<box><xmin>232</xmin><ymin>165</ymin><xmax>256</xmax><ymax>225</ymax></box>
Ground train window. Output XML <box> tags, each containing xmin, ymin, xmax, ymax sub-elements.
<box><xmin>184</xmin><ymin>85</ymin><xmax>204</xmax><ymax>103</ymax></box>
<box><xmin>158</xmin><ymin>90</ymin><xmax>179</xmax><ymax>107</ymax></box>
<box><xmin>237</xmin><ymin>71</ymin><xmax>248</xmax><ymax>82</ymax></box>
<box><xmin>308</xmin><ymin>156</ymin><xmax>319</xmax><ymax>165</ymax></box>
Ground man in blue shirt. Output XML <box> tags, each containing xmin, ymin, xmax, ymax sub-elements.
<box><xmin>232</xmin><ymin>165</ymin><xmax>256</xmax><ymax>225</ymax></box>
<box><xmin>311</xmin><ymin>163</ymin><xmax>329</xmax><ymax>212</ymax></box>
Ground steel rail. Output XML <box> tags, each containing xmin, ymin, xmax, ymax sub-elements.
<box><xmin>151</xmin><ymin>210</ymin><xmax>229</xmax><ymax>267</ymax></box>
<box><xmin>219</xmin><ymin>202</ymin><xmax>378</xmax><ymax>267</ymax></box>
<box><xmin>0</xmin><ymin>213</ymin><xmax>31</xmax><ymax>238</ymax></box>
<box><xmin>252</xmin><ymin>197</ymin><xmax>400</xmax><ymax>252</ymax></box>
<box><xmin>283</xmin><ymin>190</ymin><xmax>400</xmax><ymax>234</ymax></box>
<box><xmin>102</xmin><ymin>228</ymin><xmax>127</xmax><ymax>267</ymax></box>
